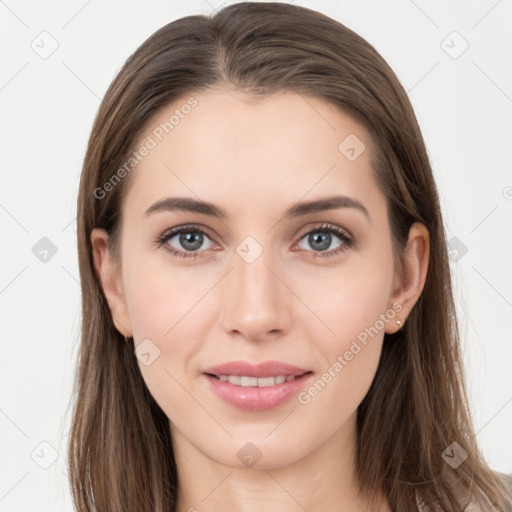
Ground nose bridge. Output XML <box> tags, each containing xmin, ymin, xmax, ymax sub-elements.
<box><xmin>220</xmin><ymin>234</ymin><xmax>290</xmax><ymax>337</ymax></box>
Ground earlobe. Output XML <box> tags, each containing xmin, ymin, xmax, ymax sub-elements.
<box><xmin>386</xmin><ymin>222</ymin><xmax>430</xmax><ymax>334</ymax></box>
<box><xmin>90</xmin><ymin>228</ymin><xmax>133</xmax><ymax>337</ymax></box>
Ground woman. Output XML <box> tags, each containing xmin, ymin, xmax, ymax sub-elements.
<box><xmin>68</xmin><ymin>2</ymin><xmax>512</xmax><ymax>510</ymax></box>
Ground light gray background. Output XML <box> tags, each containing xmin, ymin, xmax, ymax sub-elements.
<box><xmin>1</xmin><ymin>1</ymin><xmax>511</xmax><ymax>510</ymax></box>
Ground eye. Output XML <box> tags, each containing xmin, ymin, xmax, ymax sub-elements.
<box><xmin>155</xmin><ymin>222</ymin><xmax>353</xmax><ymax>260</ymax></box>
<box><xmin>156</xmin><ymin>224</ymin><xmax>217</xmax><ymax>259</ymax></box>
<box><xmin>294</xmin><ymin>223</ymin><xmax>353</xmax><ymax>258</ymax></box>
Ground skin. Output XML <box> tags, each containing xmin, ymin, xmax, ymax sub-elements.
<box><xmin>91</xmin><ymin>87</ymin><xmax>429</xmax><ymax>512</ymax></box>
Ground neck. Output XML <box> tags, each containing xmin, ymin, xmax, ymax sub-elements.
<box><xmin>171</xmin><ymin>413</ymin><xmax>392</xmax><ymax>512</ymax></box>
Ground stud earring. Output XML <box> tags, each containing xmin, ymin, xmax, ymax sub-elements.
<box><xmin>396</xmin><ymin>319</ymin><xmax>404</xmax><ymax>331</ymax></box>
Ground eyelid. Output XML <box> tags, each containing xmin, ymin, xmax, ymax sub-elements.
<box><xmin>295</xmin><ymin>222</ymin><xmax>352</xmax><ymax>242</ymax></box>
<box><xmin>159</xmin><ymin>223</ymin><xmax>217</xmax><ymax>242</ymax></box>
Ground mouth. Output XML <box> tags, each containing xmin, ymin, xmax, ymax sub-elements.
<box><xmin>205</xmin><ymin>372</ymin><xmax>312</xmax><ymax>387</ymax></box>
<box><xmin>202</xmin><ymin>360</ymin><xmax>314</xmax><ymax>411</ymax></box>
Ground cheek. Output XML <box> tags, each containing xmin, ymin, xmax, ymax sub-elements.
<box><xmin>126</xmin><ymin>272</ymin><xmax>205</xmax><ymax>426</ymax></box>
<box><xmin>123</xmin><ymin>260</ymin><xmax>216</xmax><ymax>413</ymax></box>
<box><xmin>125</xmin><ymin>252</ymin><xmax>211</xmax><ymax>339</ymax></box>
<box><xmin>301</xmin><ymin>254</ymin><xmax>394</xmax><ymax>349</ymax></box>
<box><xmin>296</xmin><ymin>273</ymin><xmax>392</xmax><ymax>420</ymax></box>
<box><xmin>297</xmin><ymin>248</ymin><xmax>394</xmax><ymax>397</ymax></box>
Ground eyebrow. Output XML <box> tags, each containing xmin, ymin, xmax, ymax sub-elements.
<box><xmin>144</xmin><ymin>195</ymin><xmax>370</xmax><ymax>222</ymax></box>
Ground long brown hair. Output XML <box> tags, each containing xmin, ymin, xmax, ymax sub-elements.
<box><xmin>69</xmin><ymin>2</ymin><xmax>512</xmax><ymax>510</ymax></box>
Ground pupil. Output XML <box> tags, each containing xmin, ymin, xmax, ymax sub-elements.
<box><xmin>180</xmin><ymin>232</ymin><xmax>203</xmax><ymax>250</ymax></box>
<box><xmin>310</xmin><ymin>232</ymin><xmax>330</xmax><ymax>251</ymax></box>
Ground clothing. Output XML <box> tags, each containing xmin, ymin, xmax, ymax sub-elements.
<box><xmin>415</xmin><ymin>472</ymin><xmax>512</xmax><ymax>511</ymax></box>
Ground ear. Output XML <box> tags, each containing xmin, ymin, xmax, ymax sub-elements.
<box><xmin>90</xmin><ymin>228</ymin><xmax>133</xmax><ymax>337</ymax></box>
<box><xmin>385</xmin><ymin>222</ymin><xmax>430</xmax><ymax>334</ymax></box>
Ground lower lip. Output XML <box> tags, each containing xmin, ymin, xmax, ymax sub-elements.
<box><xmin>203</xmin><ymin>373</ymin><xmax>314</xmax><ymax>411</ymax></box>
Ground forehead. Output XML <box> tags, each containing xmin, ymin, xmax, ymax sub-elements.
<box><xmin>123</xmin><ymin>88</ymin><xmax>383</xmax><ymax>220</ymax></box>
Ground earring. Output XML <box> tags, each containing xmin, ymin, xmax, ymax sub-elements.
<box><xmin>396</xmin><ymin>319</ymin><xmax>404</xmax><ymax>331</ymax></box>
<box><xmin>124</xmin><ymin>335</ymin><xmax>132</xmax><ymax>343</ymax></box>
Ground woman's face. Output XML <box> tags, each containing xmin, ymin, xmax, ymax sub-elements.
<box><xmin>94</xmin><ymin>88</ymin><xmax>425</xmax><ymax>470</ymax></box>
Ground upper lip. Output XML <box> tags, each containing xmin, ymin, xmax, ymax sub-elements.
<box><xmin>203</xmin><ymin>360</ymin><xmax>312</xmax><ymax>378</ymax></box>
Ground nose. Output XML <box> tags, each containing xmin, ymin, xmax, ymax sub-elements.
<box><xmin>219</xmin><ymin>242</ymin><xmax>292</xmax><ymax>342</ymax></box>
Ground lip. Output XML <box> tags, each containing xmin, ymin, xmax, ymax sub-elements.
<box><xmin>203</xmin><ymin>360</ymin><xmax>311</xmax><ymax>378</ymax></box>
<box><xmin>202</xmin><ymin>360</ymin><xmax>314</xmax><ymax>412</ymax></box>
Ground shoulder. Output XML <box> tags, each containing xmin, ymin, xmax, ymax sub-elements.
<box><xmin>461</xmin><ymin>472</ymin><xmax>512</xmax><ymax>511</ymax></box>
<box><xmin>499</xmin><ymin>472</ymin><xmax>512</xmax><ymax>490</ymax></box>
<box><xmin>464</xmin><ymin>472</ymin><xmax>512</xmax><ymax>512</ymax></box>
<box><xmin>498</xmin><ymin>472</ymin><xmax>512</xmax><ymax>510</ymax></box>
<box><xmin>415</xmin><ymin>472</ymin><xmax>512</xmax><ymax>511</ymax></box>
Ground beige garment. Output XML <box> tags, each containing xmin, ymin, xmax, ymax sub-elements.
<box><xmin>415</xmin><ymin>472</ymin><xmax>512</xmax><ymax>511</ymax></box>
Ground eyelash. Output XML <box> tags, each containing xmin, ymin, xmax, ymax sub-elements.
<box><xmin>155</xmin><ymin>223</ymin><xmax>353</xmax><ymax>260</ymax></box>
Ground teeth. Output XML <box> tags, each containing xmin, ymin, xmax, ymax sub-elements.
<box><xmin>217</xmin><ymin>375</ymin><xmax>296</xmax><ymax>387</ymax></box>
